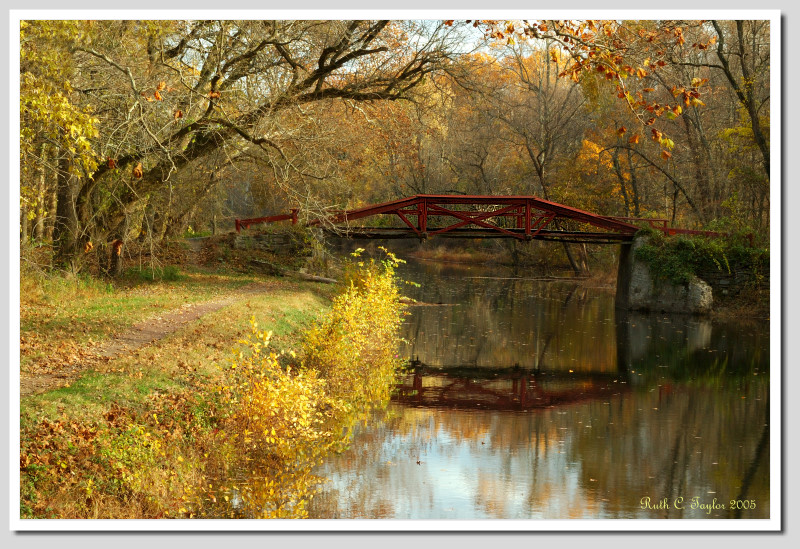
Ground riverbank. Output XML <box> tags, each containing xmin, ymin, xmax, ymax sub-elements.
<box><xmin>19</xmin><ymin>250</ymin><xmax>406</xmax><ymax>519</ymax></box>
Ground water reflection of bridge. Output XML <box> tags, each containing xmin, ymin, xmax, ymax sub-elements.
<box><xmin>395</xmin><ymin>363</ymin><xmax>630</xmax><ymax>411</ymax></box>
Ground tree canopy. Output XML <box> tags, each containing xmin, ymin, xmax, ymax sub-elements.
<box><xmin>18</xmin><ymin>18</ymin><xmax>772</xmax><ymax>274</ymax></box>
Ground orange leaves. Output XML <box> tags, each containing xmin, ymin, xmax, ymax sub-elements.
<box><xmin>112</xmin><ymin>239</ymin><xmax>124</xmax><ymax>256</ymax></box>
<box><xmin>132</xmin><ymin>162</ymin><xmax>143</xmax><ymax>179</ymax></box>
<box><xmin>628</xmin><ymin>134</ymin><xmax>641</xmax><ymax>145</ymax></box>
<box><xmin>616</xmin><ymin>126</ymin><xmax>627</xmax><ymax>137</ymax></box>
<box><xmin>208</xmin><ymin>90</ymin><xmax>221</xmax><ymax>99</ymax></box>
<box><xmin>141</xmin><ymin>81</ymin><xmax>175</xmax><ymax>102</ymax></box>
<box><xmin>636</xmin><ymin>67</ymin><xmax>648</xmax><ymax>79</ymax></box>
<box><xmin>84</xmin><ymin>241</ymin><xmax>94</xmax><ymax>254</ymax></box>
<box><xmin>651</xmin><ymin>129</ymin><xmax>663</xmax><ymax>142</ymax></box>
<box><xmin>661</xmin><ymin>150</ymin><xmax>672</xmax><ymax>160</ymax></box>
<box><xmin>174</xmin><ymin>109</ymin><xmax>183</xmax><ymax>122</ymax></box>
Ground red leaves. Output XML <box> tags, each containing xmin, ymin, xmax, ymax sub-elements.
<box><xmin>107</xmin><ymin>157</ymin><xmax>116</xmax><ymax>169</ymax></box>
<box><xmin>617</xmin><ymin>126</ymin><xmax>627</xmax><ymax>137</ymax></box>
<box><xmin>132</xmin><ymin>162</ymin><xmax>143</xmax><ymax>179</ymax></box>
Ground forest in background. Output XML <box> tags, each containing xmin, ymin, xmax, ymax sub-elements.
<box><xmin>18</xmin><ymin>19</ymin><xmax>771</xmax><ymax>276</ymax></box>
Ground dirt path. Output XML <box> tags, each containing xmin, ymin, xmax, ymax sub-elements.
<box><xmin>20</xmin><ymin>281</ymin><xmax>275</xmax><ymax>397</ymax></box>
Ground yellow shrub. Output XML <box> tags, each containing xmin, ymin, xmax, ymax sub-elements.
<box><xmin>200</xmin><ymin>249</ymin><xmax>407</xmax><ymax>518</ymax></box>
<box><xmin>302</xmin><ymin>248</ymin><xmax>407</xmax><ymax>415</ymax></box>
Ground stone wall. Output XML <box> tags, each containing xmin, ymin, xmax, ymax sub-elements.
<box><xmin>616</xmin><ymin>237</ymin><xmax>713</xmax><ymax>314</ymax></box>
<box><xmin>696</xmin><ymin>262</ymin><xmax>769</xmax><ymax>300</ymax></box>
<box><xmin>234</xmin><ymin>232</ymin><xmax>304</xmax><ymax>254</ymax></box>
<box><xmin>616</xmin><ymin>235</ymin><xmax>768</xmax><ymax>314</ymax></box>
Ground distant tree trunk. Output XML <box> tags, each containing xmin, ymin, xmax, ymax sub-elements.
<box><xmin>20</xmin><ymin>205</ymin><xmax>29</xmax><ymax>244</ymax></box>
<box><xmin>33</xmin><ymin>144</ymin><xmax>48</xmax><ymax>241</ymax></box>
<box><xmin>53</xmin><ymin>154</ymin><xmax>79</xmax><ymax>264</ymax></box>
<box><xmin>45</xmin><ymin>183</ymin><xmax>58</xmax><ymax>241</ymax></box>
<box><xmin>108</xmin><ymin>213</ymin><xmax>129</xmax><ymax>278</ymax></box>
<box><xmin>108</xmin><ymin>239</ymin><xmax>124</xmax><ymax>278</ymax></box>
<box><xmin>626</xmin><ymin>149</ymin><xmax>641</xmax><ymax>217</ymax></box>
<box><xmin>612</xmin><ymin>148</ymin><xmax>631</xmax><ymax>217</ymax></box>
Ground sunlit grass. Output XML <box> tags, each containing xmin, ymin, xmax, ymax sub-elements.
<box><xmin>19</xmin><ymin>281</ymin><xmax>331</xmax><ymax>519</ymax></box>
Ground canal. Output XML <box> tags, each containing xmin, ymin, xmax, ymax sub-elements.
<box><xmin>307</xmin><ymin>257</ymin><xmax>770</xmax><ymax>519</ymax></box>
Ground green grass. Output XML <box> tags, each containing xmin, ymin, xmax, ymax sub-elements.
<box><xmin>20</xmin><ymin>277</ymin><xmax>331</xmax><ymax>519</ymax></box>
<box><xmin>20</xmin><ymin>268</ymin><xmax>266</xmax><ymax>371</ymax></box>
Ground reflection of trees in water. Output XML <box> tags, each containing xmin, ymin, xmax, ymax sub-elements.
<box><xmin>309</xmin><ymin>377</ymin><xmax>769</xmax><ymax>519</ymax></box>
<box><xmin>401</xmin><ymin>271</ymin><xmax>617</xmax><ymax>372</ymax></box>
<box><xmin>309</xmin><ymin>260</ymin><xmax>771</xmax><ymax>519</ymax></box>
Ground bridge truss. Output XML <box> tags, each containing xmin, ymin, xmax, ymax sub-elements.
<box><xmin>235</xmin><ymin>194</ymin><xmax>726</xmax><ymax>243</ymax></box>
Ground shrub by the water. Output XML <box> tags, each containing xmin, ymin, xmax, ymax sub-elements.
<box><xmin>200</xmin><ymin>248</ymin><xmax>407</xmax><ymax>518</ymax></box>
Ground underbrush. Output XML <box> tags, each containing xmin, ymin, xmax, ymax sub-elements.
<box><xmin>633</xmin><ymin>228</ymin><xmax>769</xmax><ymax>286</ymax></box>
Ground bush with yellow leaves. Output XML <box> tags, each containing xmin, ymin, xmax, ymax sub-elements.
<box><xmin>200</xmin><ymin>248</ymin><xmax>407</xmax><ymax>518</ymax></box>
<box><xmin>302</xmin><ymin>247</ymin><xmax>407</xmax><ymax>415</ymax></box>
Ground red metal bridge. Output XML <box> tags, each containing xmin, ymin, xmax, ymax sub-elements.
<box><xmin>235</xmin><ymin>194</ymin><xmax>724</xmax><ymax>243</ymax></box>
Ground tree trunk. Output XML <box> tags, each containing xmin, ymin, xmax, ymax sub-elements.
<box><xmin>33</xmin><ymin>143</ymin><xmax>48</xmax><ymax>241</ymax></box>
<box><xmin>45</xmin><ymin>183</ymin><xmax>58</xmax><ymax>241</ymax></box>
<box><xmin>20</xmin><ymin>205</ymin><xmax>29</xmax><ymax>245</ymax></box>
<box><xmin>53</xmin><ymin>154</ymin><xmax>79</xmax><ymax>264</ymax></box>
<box><xmin>612</xmin><ymin>148</ymin><xmax>631</xmax><ymax>217</ymax></box>
<box><xmin>626</xmin><ymin>149</ymin><xmax>641</xmax><ymax>217</ymax></box>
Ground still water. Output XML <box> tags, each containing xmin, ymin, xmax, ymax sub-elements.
<box><xmin>308</xmin><ymin>259</ymin><xmax>770</xmax><ymax>519</ymax></box>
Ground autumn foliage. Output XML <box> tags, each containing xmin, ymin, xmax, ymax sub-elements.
<box><xmin>191</xmin><ymin>249</ymin><xmax>407</xmax><ymax>518</ymax></box>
